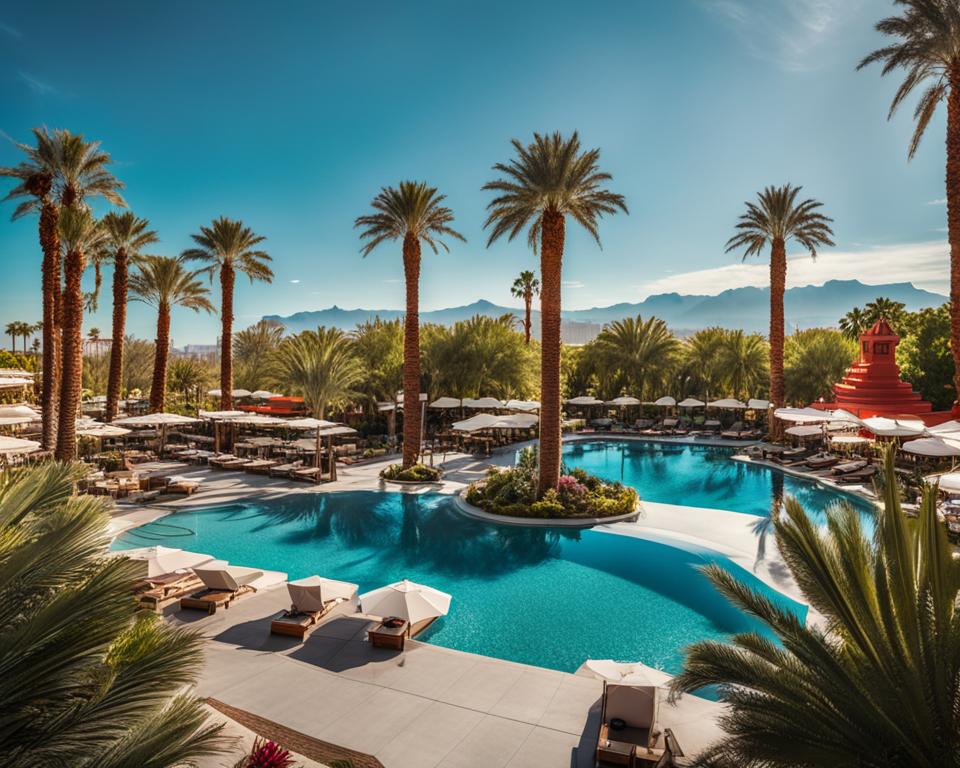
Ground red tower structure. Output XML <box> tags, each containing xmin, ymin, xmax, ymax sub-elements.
<box><xmin>832</xmin><ymin>317</ymin><xmax>932</xmax><ymax>418</ymax></box>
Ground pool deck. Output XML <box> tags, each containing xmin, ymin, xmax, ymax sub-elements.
<box><xmin>173</xmin><ymin>584</ymin><xmax>724</xmax><ymax>768</ymax></box>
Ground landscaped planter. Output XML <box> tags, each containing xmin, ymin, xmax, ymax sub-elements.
<box><xmin>455</xmin><ymin>487</ymin><xmax>641</xmax><ymax>528</ymax></box>
<box><xmin>379</xmin><ymin>463</ymin><xmax>443</xmax><ymax>484</ymax></box>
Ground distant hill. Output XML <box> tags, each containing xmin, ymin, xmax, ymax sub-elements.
<box><xmin>265</xmin><ymin>280</ymin><xmax>946</xmax><ymax>342</ymax></box>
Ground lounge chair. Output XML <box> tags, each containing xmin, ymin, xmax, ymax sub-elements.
<box><xmin>269</xmin><ymin>460</ymin><xmax>303</xmax><ymax>477</ymax></box>
<box><xmin>654</xmin><ymin>729</ymin><xmax>693</xmax><ymax>768</ymax></box>
<box><xmin>836</xmin><ymin>464</ymin><xmax>878</xmax><ymax>485</ymax></box>
<box><xmin>702</xmin><ymin>419</ymin><xmax>721</xmax><ymax>433</ymax></box>
<box><xmin>136</xmin><ymin>570</ymin><xmax>205</xmax><ymax>611</ymax></box>
<box><xmin>218</xmin><ymin>457</ymin><xmax>254</xmax><ymax>471</ymax></box>
<box><xmin>595</xmin><ymin>682</ymin><xmax>660</xmax><ymax>767</ymax></box>
<box><xmin>179</xmin><ymin>561</ymin><xmax>263</xmax><ymax>614</ymax></box>
<box><xmin>805</xmin><ymin>453</ymin><xmax>841</xmax><ymax>471</ymax></box>
<box><xmin>270</xmin><ymin>576</ymin><xmax>359</xmax><ymax>639</ymax></box>
<box><xmin>720</xmin><ymin>421</ymin><xmax>746</xmax><ymax>439</ymax></box>
<box><xmin>290</xmin><ymin>466</ymin><xmax>322</xmax><ymax>483</ymax></box>
<box><xmin>166</xmin><ymin>476</ymin><xmax>202</xmax><ymax>495</ymax></box>
<box><xmin>831</xmin><ymin>459</ymin><xmax>867</xmax><ymax>476</ymax></box>
<box><xmin>774</xmin><ymin>447</ymin><xmax>813</xmax><ymax>465</ymax></box>
<box><xmin>244</xmin><ymin>459</ymin><xmax>279</xmax><ymax>474</ymax></box>
<box><xmin>207</xmin><ymin>454</ymin><xmax>236</xmax><ymax>468</ymax></box>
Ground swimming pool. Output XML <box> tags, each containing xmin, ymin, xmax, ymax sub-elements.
<box><xmin>113</xmin><ymin>490</ymin><xmax>805</xmax><ymax>677</ymax></box>
<box><xmin>562</xmin><ymin>439</ymin><xmax>876</xmax><ymax>523</ymax></box>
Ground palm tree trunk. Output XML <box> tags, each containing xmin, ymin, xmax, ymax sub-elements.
<box><xmin>769</xmin><ymin>238</ymin><xmax>786</xmax><ymax>440</ymax></box>
<box><xmin>55</xmin><ymin>247</ymin><xmax>83</xmax><ymax>461</ymax></box>
<box><xmin>40</xmin><ymin>201</ymin><xmax>60</xmax><ymax>452</ymax></box>
<box><xmin>947</xmin><ymin>73</ymin><xmax>960</xmax><ymax>413</ymax></box>
<box><xmin>538</xmin><ymin>209</ymin><xmax>565</xmax><ymax>494</ymax></box>
<box><xmin>524</xmin><ymin>288</ymin><xmax>532</xmax><ymax>344</ymax></box>
<box><xmin>149</xmin><ymin>303</ymin><xmax>170</xmax><ymax>412</ymax></box>
<box><xmin>105</xmin><ymin>248</ymin><xmax>127</xmax><ymax>422</ymax></box>
<box><xmin>401</xmin><ymin>233</ymin><xmax>422</xmax><ymax>469</ymax></box>
<box><xmin>220</xmin><ymin>264</ymin><xmax>234</xmax><ymax>411</ymax></box>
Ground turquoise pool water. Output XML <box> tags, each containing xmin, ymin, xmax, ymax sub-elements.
<box><xmin>113</xmin><ymin>490</ymin><xmax>806</xmax><ymax>677</ymax></box>
<box><xmin>562</xmin><ymin>439</ymin><xmax>876</xmax><ymax>524</ymax></box>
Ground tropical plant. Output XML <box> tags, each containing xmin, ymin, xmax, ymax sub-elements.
<box><xmin>129</xmin><ymin>256</ymin><xmax>213</xmax><ymax>412</ymax></box>
<box><xmin>672</xmin><ymin>446</ymin><xmax>960</xmax><ymax>767</ymax></box>
<box><xmin>839</xmin><ymin>305</ymin><xmax>870</xmax><ymax>340</ymax></box>
<box><xmin>233</xmin><ymin>319</ymin><xmax>284</xmax><ymax>391</ymax></box>
<box><xmin>898</xmin><ymin>304</ymin><xmax>955</xmax><ymax>410</ymax></box>
<box><xmin>717</xmin><ymin>330</ymin><xmax>769</xmax><ymax>401</ymax></box>
<box><xmin>232</xmin><ymin>737</ymin><xmax>296</xmax><ymax>768</ymax></box>
<box><xmin>4</xmin><ymin>321</ymin><xmax>30</xmax><ymax>353</ymax></box>
<box><xmin>483</xmin><ymin>131</ymin><xmax>627</xmax><ymax>493</ymax></box>
<box><xmin>355</xmin><ymin>181</ymin><xmax>465</xmax><ymax>468</ymax></box>
<box><xmin>99</xmin><ymin>211</ymin><xmax>159</xmax><ymax>421</ymax></box>
<box><xmin>511</xmin><ymin>270</ymin><xmax>540</xmax><ymax>344</ymax></box>
<box><xmin>0</xmin><ymin>128</ymin><xmax>65</xmax><ymax>450</ymax></box>
<box><xmin>865</xmin><ymin>296</ymin><xmax>907</xmax><ymax>329</ymax></box>
<box><xmin>182</xmin><ymin>217</ymin><xmax>273</xmax><ymax>410</ymax></box>
<box><xmin>57</xmin><ymin>208</ymin><xmax>108</xmax><ymax>459</ymax></box>
<box><xmin>0</xmin><ymin>462</ymin><xmax>229</xmax><ymax>766</ymax></box>
<box><xmin>592</xmin><ymin>315</ymin><xmax>678</xmax><ymax>400</ymax></box>
<box><xmin>784</xmin><ymin>328</ymin><xmax>857</xmax><ymax>406</ymax></box>
<box><xmin>352</xmin><ymin>317</ymin><xmax>404</xmax><ymax>436</ymax></box>
<box><xmin>860</xmin><ymin>1</ymin><xmax>960</xmax><ymax>406</ymax></box>
<box><xmin>167</xmin><ymin>357</ymin><xmax>215</xmax><ymax>403</ymax></box>
<box><xmin>675</xmin><ymin>327</ymin><xmax>729</xmax><ymax>400</ymax></box>
<box><xmin>270</xmin><ymin>327</ymin><xmax>363</xmax><ymax>418</ymax></box>
<box><xmin>725</xmin><ymin>185</ymin><xmax>834</xmax><ymax>437</ymax></box>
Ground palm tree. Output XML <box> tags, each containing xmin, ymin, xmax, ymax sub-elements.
<box><xmin>18</xmin><ymin>322</ymin><xmax>33</xmax><ymax>354</ymax></box>
<box><xmin>725</xmin><ymin>185</ymin><xmax>834</xmax><ymax>438</ymax></box>
<box><xmin>511</xmin><ymin>270</ymin><xmax>540</xmax><ymax>344</ymax></box>
<box><xmin>860</xmin><ymin>3</ymin><xmax>960</xmax><ymax>409</ymax></box>
<box><xmin>181</xmin><ymin>217</ymin><xmax>273</xmax><ymax>411</ymax></box>
<box><xmin>483</xmin><ymin>131</ymin><xmax>627</xmax><ymax>493</ymax></box>
<box><xmin>99</xmin><ymin>211</ymin><xmax>158</xmax><ymax>421</ymax></box>
<box><xmin>671</xmin><ymin>446</ymin><xmax>960</xmax><ymax>767</ymax></box>
<box><xmin>129</xmin><ymin>256</ymin><xmax>213</xmax><ymax>412</ymax></box>
<box><xmin>839</xmin><ymin>305</ymin><xmax>869</xmax><ymax>340</ymax></box>
<box><xmin>1</xmin><ymin>462</ymin><xmax>230</xmax><ymax>766</ymax></box>
<box><xmin>592</xmin><ymin>315</ymin><xmax>678</xmax><ymax>400</ymax></box>
<box><xmin>717</xmin><ymin>330</ymin><xmax>769</xmax><ymax>400</ymax></box>
<box><xmin>270</xmin><ymin>327</ymin><xmax>363</xmax><ymax>418</ymax></box>
<box><xmin>865</xmin><ymin>296</ymin><xmax>907</xmax><ymax>329</ymax></box>
<box><xmin>56</xmin><ymin>208</ymin><xmax>108</xmax><ymax>460</ymax></box>
<box><xmin>355</xmin><ymin>181</ymin><xmax>465</xmax><ymax>469</ymax></box>
<box><xmin>4</xmin><ymin>321</ymin><xmax>20</xmax><ymax>352</ymax></box>
<box><xmin>0</xmin><ymin>128</ymin><xmax>63</xmax><ymax>450</ymax></box>
<box><xmin>167</xmin><ymin>357</ymin><xmax>214</xmax><ymax>404</ymax></box>
<box><xmin>233</xmin><ymin>319</ymin><xmax>284</xmax><ymax>390</ymax></box>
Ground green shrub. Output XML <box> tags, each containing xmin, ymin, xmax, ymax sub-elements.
<box><xmin>381</xmin><ymin>463</ymin><xmax>441</xmax><ymax>482</ymax></box>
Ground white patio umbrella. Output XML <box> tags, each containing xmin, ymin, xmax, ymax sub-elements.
<box><xmin>0</xmin><ymin>436</ymin><xmax>40</xmax><ymax>455</ymax></box>
<box><xmin>207</xmin><ymin>388</ymin><xmax>253</xmax><ymax>398</ymax></box>
<box><xmin>285</xmin><ymin>418</ymin><xmax>341</xmax><ymax>476</ymax></box>
<box><xmin>652</xmin><ymin>396</ymin><xmax>676</xmax><ymax>407</ymax></box>
<box><xmin>0</xmin><ymin>369</ymin><xmax>34</xmax><ymax>377</ymax></box>
<box><xmin>77</xmin><ymin>423</ymin><xmax>131</xmax><ymax>438</ymax></box>
<box><xmin>250</xmin><ymin>390</ymin><xmax>278</xmax><ymax>399</ymax></box>
<box><xmin>452</xmin><ymin>413</ymin><xmax>500</xmax><ymax>432</ymax></box>
<box><xmin>288</xmin><ymin>576</ymin><xmax>358</xmax><ymax>611</ymax></box>
<box><xmin>774</xmin><ymin>407</ymin><xmax>835</xmax><ymax>423</ymax></box>
<box><xmin>677</xmin><ymin>397</ymin><xmax>705</xmax><ymax>408</ymax></box>
<box><xmin>584</xmin><ymin>659</ymin><xmax>671</xmax><ymax>687</ymax></box>
<box><xmin>198</xmin><ymin>410</ymin><xmax>247</xmax><ymax>420</ymax></box>
<box><xmin>121</xmin><ymin>545</ymin><xmax>214</xmax><ymax>578</ymax></box>
<box><xmin>747</xmin><ymin>399</ymin><xmax>770</xmax><ymax>410</ymax></box>
<box><xmin>359</xmin><ymin>579</ymin><xmax>452</xmax><ymax>625</ymax></box>
<box><xmin>428</xmin><ymin>397</ymin><xmax>462</xmax><ymax>409</ymax></box>
<box><xmin>928</xmin><ymin>420</ymin><xmax>960</xmax><ymax>435</ymax></box>
<box><xmin>861</xmin><ymin>416</ymin><xmax>926</xmax><ymax>438</ymax></box>
<box><xmin>831</xmin><ymin>435</ymin><xmax>870</xmax><ymax>446</ymax></box>
<box><xmin>567</xmin><ymin>395</ymin><xmax>604</xmax><ymax>406</ymax></box>
<box><xmin>606</xmin><ymin>396</ymin><xmax>641</xmax><ymax>407</ymax></box>
<box><xmin>902</xmin><ymin>437</ymin><xmax>960</xmax><ymax>457</ymax></box>
<box><xmin>708</xmin><ymin>398</ymin><xmax>747</xmax><ymax>409</ymax></box>
<box><xmin>0</xmin><ymin>378</ymin><xmax>33</xmax><ymax>389</ymax></box>
<box><xmin>503</xmin><ymin>399</ymin><xmax>541</xmax><ymax>412</ymax></box>
<box><xmin>463</xmin><ymin>397</ymin><xmax>504</xmax><ymax>409</ymax></box>
<box><xmin>0</xmin><ymin>404</ymin><xmax>40</xmax><ymax>426</ymax></box>
<box><xmin>230</xmin><ymin>414</ymin><xmax>287</xmax><ymax>426</ymax></box>
<box><xmin>785</xmin><ymin>424</ymin><xmax>827</xmax><ymax>438</ymax></box>
<box><xmin>930</xmin><ymin>471</ymin><xmax>960</xmax><ymax>492</ymax></box>
<box><xmin>114</xmin><ymin>412</ymin><xmax>201</xmax><ymax>454</ymax></box>
<box><xmin>495</xmin><ymin>413</ymin><xmax>538</xmax><ymax>429</ymax></box>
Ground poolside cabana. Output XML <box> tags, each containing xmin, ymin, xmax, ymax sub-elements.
<box><xmin>284</xmin><ymin>417</ymin><xmax>340</xmax><ymax>480</ymax></box>
<box><xmin>113</xmin><ymin>412</ymin><xmax>201</xmax><ymax>455</ymax></box>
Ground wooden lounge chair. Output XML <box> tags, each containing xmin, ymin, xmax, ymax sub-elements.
<box><xmin>831</xmin><ymin>459</ymin><xmax>867</xmax><ymax>476</ymax></box>
<box><xmin>244</xmin><ymin>459</ymin><xmax>278</xmax><ymax>474</ymax></box>
<box><xmin>720</xmin><ymin>421</ymin><xmax>746</xmax><ymax>439</ymax></box>
<box><xmin>269</xmin><ymin>460</ymin><xmax>303</xmax><ymax>477</ymax></box>
<box><xmin>774</xmin><ymin>447</ymin><xmax>813</xmax><ymax>465</ymax></box>
<box><xmin>805</xmin><ymin>453</ymin><xmax>841</xmax><ymax>471</ymax></box>
<box><xmin>270</xmin><ymin>576</ymin><xmax>359</xmax><ymax>640</ymax></box>
<box><xmin>166</xmin><ymin>476</ymin><xmax>202</xmax><ymax>496</ymax></box>
<box><xmin>179</xmin><ymin>562</ymin><xmax>263</xmax><ymax>614</ymax></box>
<box><xmin>836</xmin><ymin>464</ymin><xmax>878</xmax><ymax>485</ymax></box>
<box><xmin>290</xmin><ymin>466</ymin><xmax>322</xmax><ymax>483</ymax></box>
<box><xmin>595</xmin><ymin>682</ymin><xmax>661</xmax><ymax>767</ymax></box>
<box><xmin>207</xmin><ymin>454</ymin><xmax>236</xmax><ymax>468</ymax></box>
<box><xmin>136</xmin><ymin>570</ymin><xmax>205</xmax><ymax>611</ymax></box>
<box><xmin>702</xmin><ymin>419</ymin><xmax>721</xmax><ymax>433</ymax></box>
<box><xmin>218</xmin><ymin>457</ymin><xmax>254</xmax><ymax>471</ymax></box>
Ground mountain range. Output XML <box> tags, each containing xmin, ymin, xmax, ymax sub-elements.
<box><xmin>264</xmin><ymin>280</ymin><xmax>946</xmax><ymax>343</ymax></box>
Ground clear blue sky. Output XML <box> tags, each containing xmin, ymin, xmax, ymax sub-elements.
<box><xmin>0</xmin><ymin>0</ymin><xmax>950</xmax><ymax>344</ymax></box>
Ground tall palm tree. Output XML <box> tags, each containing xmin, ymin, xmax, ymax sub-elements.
<box><xmin>671</xmin><ymin>446</ymin><xmax>960</xmax><ymax>767</ymax></box>
<box><xmin>865</xmin><ymin>296</ymin><xmax>907</xmax><ymax>329</ymax></box>
<box><xmin>4</xmin><ymin>322</ymin><xmax>21</xmax><ymax>352</ymax></box>
<box><xmin>0</xmin><ymin>128</ymin><xmax>63</xmax><ymax>450</ymax></box>
<box><xmin>860</xmin><ymin>2</ymin><xmax>960</xmax><ymax>409</ymax></box>
<box><xmin>129</xmin><ymin>256</ymin><xmax>213</xmax><ymax>412</ymax></box>
<box><xmin>717</xmin><ymin>330</ymin><xmax>769</xmax><ymax>400</ymax></box>
<box><xmin>725</xmin><ymin>185</ymin><xmax>833</xmax><ymax>438</ymax></box>
<box><xmin>592</xmin><ymin>315</ymin><xmax>678</xmax><ymax>400</ymax></box>
<box><xmin>182</xmin><ymin>217</ymin><xmax>272</xmax><ymax>410</ymax></box>
<box><xmin>18</xmin><ymin>322</ymin><xmax>33</xmax><ymax>354</ymax></box>
<box><xmin>99</xmin><ymin>212</ymin><xmax>158</xmax><ymax>421</ymax></box>
<box><xmin>839</xmin><ymin>305</ymin><xmax>869</xmax><ymax>340</ymax></box>
<box><xmin>233</xmin><ymin>319</ymin><xmax>284</xmax><ymax>390</ymax></box>
<box><xmin>56</xmin><ymin>209</ymin><xmax>108</xmax><ymax>460</ymax></box>
<box><xmin>270</xmin><ymin>327</ymin><xmax>363</xmax><ymax>418</ymax></box>
<box><xmin>355</xmin><ymin>181</ymin><xmax>465</xmax><ymax>469</ymax></box>
<box><xmin>1</xmin><ymin>462</ymin><xmax>230</xmax><ymax>766</ymax></box>
<box><xmin>511</xmin><ymin>270</ymin><xmax>540</xmax><ymax>344</ymax></box>
<box><xmin>484</xmin><ymin>131</ymin><xmax>627</xmax><ymax>493</ymax></box>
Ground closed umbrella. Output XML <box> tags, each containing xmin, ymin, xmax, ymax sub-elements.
<box><xmin>359</xmin><ymin>579</ymin><xmax>452</xmax><ymax>625</ymax></box>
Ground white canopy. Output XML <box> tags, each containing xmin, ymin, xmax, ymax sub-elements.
<box><xmin>0</xmin><ymin>404</ymin><xmax>40</xmax><ymax>426</ymax></box>
<box><xmin>0</xmin><ymin>378</ymin><xmax>33</xmax><ymax>389</ymax></box>
<box><xmin>504</xmin><ymin>399</ymin><xmax>541</xmax><ymax>412</ymax></box>
<box><xmin>708</xmin><ymin>398</ymin><xmax>747</xmax><ymax>409</ymax></box>
<box><xmin>927</xmin><ymin>420</ymin><xmax>960</xmax><ymax>435</ymax></box>
<box><xmin>207</xmin><ymin>388</ymin><xmax>253</xmax><ymax>398</ymax></box>
<box><xmin>0</xmin><ymin>436</ymin><xmax>40</xmax><ymax>455</ymax></box>
<box><xmin>429</xmin><ymin>397</ymin><xmax>462</xmax><ymax>409</ymax></box>
<box><xmin>121</xmin><ymin>545</ymin><xmax>214</xmax><ymax>579</ymax></box>
<box><xmin>198</xmin><ymin>410</ymin><xmax>247</xmax><ymax>420</ymax></box>
<box><xmin>452</xmin><ymin>413</ymin><xmax>538</xmax><ymax>432</ymax></box>
<box><xmin>285</xmin><ymin>417</ymin><xmax>339</xmax><ymax>430</ymax></box>
<box><xmin>606</xmin><ymin>396</ymin><xmax>641</xmax><ymax>406</ymax></box>
<box><xmin>567</xmin><ymin>396</ymin><xmax>605</xmax><ymax>406</ymax></box>
<box><xmin>250</xmin><ymin>390</ymin><xmax>278</xmax><ymax>399</ymax></box>
<box><xmin>832</xmin><ymin>435</ymin><xmax>871</xmax><ymax>445</ymax></box>
<box><xmin>0</xmin><ymin>369</ymin><xmax>34</xmax><ymax>378</ymax></box>
<box><xmin>902</xmin><ymin>437</ymin><xmax>960</xmax><ymax>457</ymax></box>
<box><xmin>677</xmin><ymin>397</ymin><xmax>705</xmax><ymax>408</ymax></box>
<box><xmin>230</xmin><ymin>414</ymin><xmax>288</xmax><ymax>426</ymax></box>
<box><xmin>463</xmin><ymin>397</ymin><xmax>504</xmax><ymax>409</ymax></box>
<box><xmin>316</xmin><ymin>425</ymin><xmax>359</xmax><ymax>437</ymax></box>
<box><xmin>652</xmin><ymin>396</ymin><xmax>676</xmax><ymax>407</ymax></box>
<box><xmin>113</xmin><ymin>412</ymin><xmax>201</xmax><ymax>427</ymax></box>
<box><xmin>774</xmin><ymin>407</ymin><xmax>835</xmax><ymax>423</ymax></box>
<box><xmin>359</xmin><ymin>579</ymin><xmax>452</xmax><ymax>625</ymax></box>
<box><xmin>584</xmin><ymin>659</ymin><xmax>671</xmax><ymax>687</ymax></box>
<box><xmin>861</xmin><ymin>416</ymin><xmax>926</xmax><ymax>437</ymax></box>
<box><xmin>930</xmin><ymin>472</ymin><xmax>960</xmax><ymax>492</ymax></box>
<box><xmin>785</xmin><ymin>425</ymin><xmax>826</xmax><ymax>438</ymax></box>
<box><xmin>77</xmin><ymin>424</ymin><xmax>131</xmax><ymax>438</ymax></box>
<box><xmin>747</xmin><ymin>398</ymin><xmax>770</xmax><ymax>410</ymax></box>
<box><xmin>288</xmin><ymin>576</ymin><xmax>358</xmax><ymax>611</ymax></box>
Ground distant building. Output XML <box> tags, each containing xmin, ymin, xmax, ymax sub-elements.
<box><xmin>179</xmin><ymin>344</ymin><xmax>219</xmax><ymax>357</ymax></box>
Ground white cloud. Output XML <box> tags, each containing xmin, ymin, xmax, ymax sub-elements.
<box><xmin>634</xmin><ymin>240</ymin><xmax>949</xmax><ymax>298</ymax></box>
<box><xmin>928</xmin><ymin>198</ymin><xmax>947</xmax><ymax>205</ymax></box>
<box><xmin>703</xmin><ymin>0</ymin><xmax>864</xmax><ymax>72</ymax></box>
<box><xmin>289</xmin><ymin>279</ymin><xmax>300</xmax><ymax>284</ymax></box>
<box><xmin>382</xmin><ymin>278</ymin><xmax>402</xmax><ymax>284</ymax></box>
<box><xmin>563</xmin><ymin>280</ymin><xmax>585</xmax><ymax>289</ymax></box>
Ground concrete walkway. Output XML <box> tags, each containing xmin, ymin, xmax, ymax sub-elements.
<box><xmin>174</xmin><ymin>588</ymin><xmax>723</xmax><ymax>768</ymax></box>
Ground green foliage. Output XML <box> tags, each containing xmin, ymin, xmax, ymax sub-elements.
<box><xmin>167</xmin><ymin>357</ymin><xmax>215</xmax><ymax>396</ymax></box>
<box><xmin>784</xmin><ymin>328</ymin><xmax>856</xmax><ymax>405</ymax></box>
<box><xmin>83</xmin><ymin>336</ymin><xmax>154</xmax><ymax>395</ymax></box>
<box><xmin>0</xmin><ymin>462</ymin><xmax>229</xmax><ymax>766</ymax></box>
<box><xmin>839</xmin><ymin>297</ymin><xmax>907</xmax><ymax>340</ymax></box>
<box><xmin>354</xmin><ymin>181</ymin><xmax>465</xmax><ymax>256</ymax></box>
<box><xmin>467</xmin><ymin>457</ymin><xmax>637</xmax><ymax>519</ymax></box>
<box><xmin>897</xmin><ymin>304</ymin><xmax>955</xmax><ymax>410</ymax></box>
<box><xmin>0</xmin><ymin>350</ymin><xmax>37</xmax><ymax>371</ymax></box>
<box><xmin>591</xmin><ymin>315</ymin><xmax>679</xmax><ymax>400</ymax></box>
<box><xmin>380</xmin><ymin>463</ymin><xmax>441</xmax><ymax>482</ymax></box>
<box><xmin>233</xmin><ymin>319</ymin><xmax>284</xmax><ymax>390</ymax></box>
<box><xmin>672</xmin><ymin>446</ymin><xmax>960</xmax><ymax>767</ymax></box>
<box><xmin>352</xmin><ymin>317</ymin><xmax>404</xmax><ymax>403</ymax></box>
<box><xmin>725</xmin><ymin>185</ymin><xmax>834</xmax><ymax>260</ymax></box>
